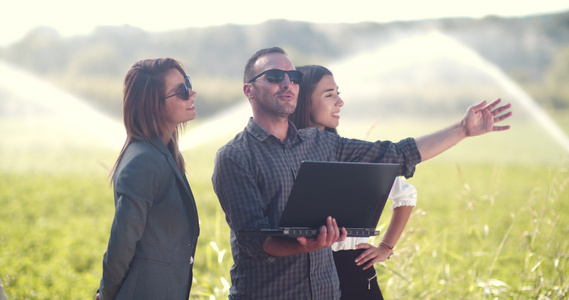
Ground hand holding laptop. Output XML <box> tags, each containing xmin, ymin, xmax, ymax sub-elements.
<box><xmin>297</xmin><ymin>216</ymin><xmax>348</xmax><ymax>251</ymax></box>
<box><xmin>240</xmin><ymin>162</ymin><xmax>399</xmax><ymax>238</ymax></box>
<box><xmin>263</xmin><ymin>216</ymin><xmax>348</xmax><ymax>256</ymax></box>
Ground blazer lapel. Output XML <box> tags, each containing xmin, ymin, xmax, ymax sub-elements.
<box><xmin>149</xmin><ymin>138</ymin><xmax>199</xmax><ymax>235</ymax></box>
<box><xmin>149</xmin><ymin>138</ymin><xmax>194</xmax><ymax>199</ymax></box>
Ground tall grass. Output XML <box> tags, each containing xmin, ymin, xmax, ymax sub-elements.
<box><xmin>2</xmin><ymin>110</ymin><xmax>569</xmax><ymax>300</ymax></box>
<box><xmin>376</xmin><ymin>162</ymin><xmax>569</xmax><ymax>299</ymax></box>
<box><xmin>0</xmin><ymin>173</ymin><xmax>112</xmax><ymax>299</ymax></box>
<box><xmin>1</xmin><ymin>152</ymin><xmax>567</xmax><ymax>299</ymax></box>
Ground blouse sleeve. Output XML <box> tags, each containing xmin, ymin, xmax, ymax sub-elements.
<box><xmin>388</xmin><ymin>177</ymin><xmax>418</xmax><ymax>210</ymax></box>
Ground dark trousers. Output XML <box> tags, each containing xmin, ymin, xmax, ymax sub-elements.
<box><xmin>333</xmin><ymin>249</ymin><xmax>384</xmax><ymax>300</ymax></box>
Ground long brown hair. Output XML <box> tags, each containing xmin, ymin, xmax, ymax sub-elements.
<box><xmin>112</xmin><ymin>58</ymin><xmax>187</xmax><ymax>179</ymax></box>
<box><xmin>289</xmin><ymin>65</ymin><xmax>337</xmax><ymax>134</ymax></box>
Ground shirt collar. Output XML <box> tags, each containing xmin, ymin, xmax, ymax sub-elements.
<box><xmin>245</xmin><ymin>117</ymin><xmax>304</xmax><ymax>143</ymax></box>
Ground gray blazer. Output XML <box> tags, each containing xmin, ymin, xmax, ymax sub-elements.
<box><xmin>99</xmin><ymin>138</ymin><xmax>200</xmax><ymax>300</ymax></box>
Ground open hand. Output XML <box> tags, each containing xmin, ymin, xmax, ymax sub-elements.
<box><xmin>462</xmin><ymin>98</ymin><xmax>512</xmax><ymax>137</ymax></box>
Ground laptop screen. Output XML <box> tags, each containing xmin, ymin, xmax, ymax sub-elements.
<box><xmin>278</xmin><ymin>161</ymin><xmax>399</xmax><ymax>229</ymax></box>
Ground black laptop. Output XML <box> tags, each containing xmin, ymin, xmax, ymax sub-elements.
<box><xmin>240</xmin><ymin>161</ymin><xmax>399</xmax><ymax>237</ymax></box>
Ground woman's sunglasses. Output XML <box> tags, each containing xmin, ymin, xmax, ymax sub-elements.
<box><xmin>248</xmin><ymin>69</ymin><xmax>303</xmax><ymax>84</ymax></box>
<box><xmin>164</xmin><ymin>75</ymin><xmax>192</xmax><ymax>100</ymax></box>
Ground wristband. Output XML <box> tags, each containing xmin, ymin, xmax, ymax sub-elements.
<box><xmin>380</xmin><ymin>241</ymin><xmax>394</xmax><ymax>250</ymax></box>
<box><xmin>380</xmin><ymin>241</ymin><xmax>395</xmax><ymax>259</ymax></box>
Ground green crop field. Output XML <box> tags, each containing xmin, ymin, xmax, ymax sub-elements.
<box><xmin>1</xmin><ymin>115</ymin><xmax>568</xmax><ymax>299</ymax></box>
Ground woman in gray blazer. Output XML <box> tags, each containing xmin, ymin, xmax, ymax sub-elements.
<box><xmin>97</xmin><ymin>58</ymin><xmax>200</xmax><ymax>300</ymax></box>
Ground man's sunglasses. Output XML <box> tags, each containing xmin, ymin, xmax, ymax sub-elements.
<box><xmin>164</xmin><ymin>75</ymin><xmax>192</xmax><ymax>100</ymax></box>
<box><xmin>248</xmin><ymin>69</ymin><xmax>303</xmax><ymax>84</ymax></box>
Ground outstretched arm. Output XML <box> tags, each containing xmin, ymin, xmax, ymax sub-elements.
<box><xmin>416</xmin><ymin>98</ymin><xmax>512</xmax><ymax>161</ymax></box>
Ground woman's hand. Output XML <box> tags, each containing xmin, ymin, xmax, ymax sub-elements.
<box><xmin>354</xmin><ymin>243</ymin><xmax>393</xmax><ymax>270</ymax></box>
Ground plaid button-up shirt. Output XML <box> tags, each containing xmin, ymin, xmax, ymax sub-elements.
<box><xmin>212</xmin><ymin>118</ymin><xmax>421</xmax><ymax>300</ymax></box>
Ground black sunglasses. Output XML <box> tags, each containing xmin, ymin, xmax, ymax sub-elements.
<box><xmin>164</xmin><ymin>75</ymin><xmax>192</xmax><ymax>100</ymax></box>
<box><xmin>248</xmin><ymin>69</ymin><xmax>303</xmax><ymax>84</ymax></box>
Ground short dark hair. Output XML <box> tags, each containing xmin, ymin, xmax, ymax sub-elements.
<box><xmin>243</xmin><ymin>47</ymin><xmax>287</xmax><ymax>83</ymax></box>
<box><xmin>289</xmin><ymin>65</ymin><xmax>337</xmax><ymax>134</ymax></box>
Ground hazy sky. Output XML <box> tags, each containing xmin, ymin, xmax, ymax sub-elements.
<box><xmin>2</xmin><ymin>0</ymin><xmax>569</xmax><ymax>46</ymax></box>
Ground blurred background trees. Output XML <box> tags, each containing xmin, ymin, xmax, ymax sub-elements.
<box><xmin>1</xmin><ymin>11</ymin><xmax>568</xmax><ymax>118</ymax></box>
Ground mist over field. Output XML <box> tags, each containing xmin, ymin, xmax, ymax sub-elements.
<box><xmin>1</xmin><ymin>23</ymin><xmax>568</xmax><ymax>171</ymax></box>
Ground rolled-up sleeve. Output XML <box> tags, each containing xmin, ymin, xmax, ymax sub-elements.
<box><xmin>334</xmin><ymin>135</ymin><xmax>421</xmax><ymax>178</ymax></box>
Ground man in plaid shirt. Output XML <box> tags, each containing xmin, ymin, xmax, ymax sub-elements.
<box><xmin>212</xmin><ymin>47</ymin><xmax>511</xmax><ymax>300</ymax></box>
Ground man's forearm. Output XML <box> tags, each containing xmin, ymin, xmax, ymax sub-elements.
<box><xmin>415</xmin><ymin>121</ymin><xmax>466</xmax><ymax>162</ymax></box>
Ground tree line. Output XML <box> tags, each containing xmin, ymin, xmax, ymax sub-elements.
<box><xmin>1</xmin><ymin>11</ymin><xmax>568</xmax><ymax>118</ymax></box>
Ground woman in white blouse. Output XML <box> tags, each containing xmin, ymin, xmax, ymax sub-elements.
<box><xmin>290</xmin><ymin>65</ymin><xmax>417</xmax><ymax>300</ymax></box>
